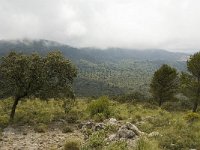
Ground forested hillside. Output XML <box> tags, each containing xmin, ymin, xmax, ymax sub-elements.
<box><xmin>0</xmin><ymin>39</ymin><xmax>188</xmax><ymax>97</ymax></box>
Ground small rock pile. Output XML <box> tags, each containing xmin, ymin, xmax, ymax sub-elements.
<box><xmin>80</xmin><ymin>118</ymin><xmax>144</xmax><ymax>142</ymax></box>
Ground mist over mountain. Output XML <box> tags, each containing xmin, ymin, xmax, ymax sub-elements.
<box><xmin>0</xmin><ymin>39</ymin><xmax>188</xmax><ymax>62</ymax></box>
<box><xmin>0</xmin><ymin>39</ymin><xmax>189</xmax><ymax>96</ymax></box>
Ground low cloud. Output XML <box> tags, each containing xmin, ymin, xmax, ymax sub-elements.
<box><xmin>0</xmin><ymin>0</ymin><xmax>200</xmax><ymax>51</ymax></box>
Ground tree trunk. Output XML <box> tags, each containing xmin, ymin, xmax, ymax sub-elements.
<box><xmin>159</xmin><ymin>97</ymin><xmax>162</xmax><ymax>107</ymax></box>
<box><xmin>10</xmin><ymin>96</ymin><xmax>20</xmax><ymax>122</ymax></box>
<box><xmin>159</xmin><ymin>100</ymin><xmax>162</xmax><ymax>107</ymax></box>
<box><xmin>193</xmin><ymin>100</ymin><xmax>198</xmax><ymax>112</ymax></box>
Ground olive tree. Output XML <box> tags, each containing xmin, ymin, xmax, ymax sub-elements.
<box><xmin>150</xmin><ymin>64</ymin><xmax>179</xmax><ymax>106</ymax></box>
<box><xmin>0</xmin><ymin>51</ymin><xmax>77</xmax><ymax>120</ymax></box>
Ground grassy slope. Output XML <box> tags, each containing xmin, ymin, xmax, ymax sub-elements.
<box><xmin>0</xmin><ymin>98</ymin><xmax>200</xmax><ymax>149</ymax></box>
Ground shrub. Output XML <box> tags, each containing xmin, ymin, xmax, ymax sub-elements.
<box><xmin>62</xmin><ymin>126</ymin><xmax>74</xmax><ymax>133</ymax></box>
<box><xmin>142</xmin><ymin>103</ymin><xmax>158</xmax><ymax>110</ymax></box>
<box><xmin>34</xmin><ymin>123</ymin><xmax>47</xmax><ymax>133</ymax></box>
<box><xmin>184</xmin><ymin>112</ymin><xmax>200</xmax><ymax>122</ymax></box>
<box><xmin>87</xmin><ymin>96</ymin><xmax>111</xmax><ymax>118</ymax></box>
<box><xmin>0</xmin><ymin>115</ymin><xmax>9</xmax><ymax>128</ymax></box>
<box><xmin>93</xmin><ymin>113</ymin><xmax>106</xmax><ymax>122</ymax></box>
<box><xmin>64</xmin><ymin>139</ymin><xmax>81</xmax><ymax>150</ymax></box>
<box><xmin>131</xmin><ymin>114</ymin><xmax>142</xmax><ymax>124</ymax></box>
<box><xmin>162</xmin><ymin>100</ymin><xmax>193</xmax><ymax>112</ymax></box>
<box><xmin>66</xmin><ymin>110</ymin><xmax>79</xmax><ymax>123</ymax></box>
<box><xmin>82</xmin><ymin>131</ymin><xmax>106</xmax><ymax>149</ymax></box>
<box><xmin>158</xmin><ymin>119</ymin><xmax>200</xmax><ymax>150</ymax></box>
<box><xmin>105</xmin><ymin>141</ymin><xmax>128</xmax><ymax>150</ymax></box>
<box><xmin>135</xmin><ymin>137</ymin><xmax>160</xmax><ymax>150</ymax></box>
<box><xmin>105</xmin><ymin>124</ymin><xmax>118</xmax><ymax>134</ymax></box>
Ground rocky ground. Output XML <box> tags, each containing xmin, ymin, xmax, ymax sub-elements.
<box><xmin>0</xmin><ymin>118</ymin><xmax>146</xmax><ymax>150</ymax></box>
<box><xmin>0</xmin><ymin>126</ymin><xmax>84</xmax><ymax>150</ymax></box>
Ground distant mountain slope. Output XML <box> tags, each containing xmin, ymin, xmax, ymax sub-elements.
<box><xmin>0</xmin><ymin>39</ymin><xmax>188</xmax><ymax>62</ymax></box>
<box><xmin>0</xmin><ymin>39</ymin><xmax>189</xmax><ymax>97</ymax></box>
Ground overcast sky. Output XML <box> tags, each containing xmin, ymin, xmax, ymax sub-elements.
<box><xmin>0</xmin><ymin>0</ymin><xmax>200</xmax><ymax>52</ymax></box>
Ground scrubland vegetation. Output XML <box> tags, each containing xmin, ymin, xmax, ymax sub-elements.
<box><xmin>0</xmin><ymin>97</ymin><xmax>200</xmax><ymax>149</ymax></box>
<box><xmin>0</xmin><ymin>51</ymin><xmax>200</xmax><ymax>149</ymax></box>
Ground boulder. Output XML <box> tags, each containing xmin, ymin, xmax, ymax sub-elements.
<box><xmin>108</xmin><ymin>134</ymin><xmax>117</xmax><ymax>141</ymax></box>
<box><xmin>85</xmin><ymin>121</ymin><xmax>94</xmax><ymax>129</ymax></box>
<box><xmin>117</xmin><ymin>128</ymin><xmax>136</xmax><ymax>139</ymax></box>
<box><xmin>94</xmin><ymin>123</ymin><xmax>105</xmax><ymax>131</ymax></box>
<box><xmin>126</xmin><ymin>122</ymin><xmax>142</xmax><ymax>135</ymax></box>
<box><xmin>108</xmin><ymin>118</ymin><xmax>117</xmax><ymax>125</ymax></box>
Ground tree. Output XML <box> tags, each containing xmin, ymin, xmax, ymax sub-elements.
<box><xmin>150</xmin><ymin>64</ymin><xmax>179</xmax><ymax>106</ymax></box>
<box><xmin>0</xmin><ymin>51</ymin><xmax>77</xmax><ymax>121</ymax></box>
<box><xmin>184</xmin><ymin>52</ymin><xmax>200</xmax><ymax>112</ymax></box>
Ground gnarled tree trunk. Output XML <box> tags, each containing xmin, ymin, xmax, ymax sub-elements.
<box><xmin>10</xmin><ymin>96</ymin><xmax>20</xmax><ymax>122</ymax></box>
<box><xmin>193</xmin><ymin>99</ymin><xmax>198</xmax><ymax>112</ymax></box>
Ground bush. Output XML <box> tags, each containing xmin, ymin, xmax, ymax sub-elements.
<box><xmin>93</xmin><ymin>113</ymin><xmax>106</xmax><ymax>122</ymax></box>
<box><xmin>34</xmin><ymin>123</ymin><xmax>47</xmax><ymax>133</ymax></box>
<box><xmin>87</xmin><ymin>96</ymin><xmax>111</xmax><ymax>118</ymax></box>
<box><xmin>105</xmin><ymin>141</ymin><xmax>128</xmax><ymax>150</ymax></box>
<box><xmin>135</xmin><ymin>137</ymin><xmax>160</xmax><ymax>150</ymax></box>
<box><xmin>142</xmin><ymin>103</ymin><xmax>158</xmax><ymax>110</ymax></box>
<box><xmin>162</xmin><ymin>100</ymin><xmax>193</xmax><ymax>112</ymax></box>
<box><xmin>158</xmin><ymin>119</ymin><xmax>200</xmax><ymax>150</ymax></box>
<box><xmin>82</xmin><ymin>131</ymin><xmax>106</xmax><ymax>149</ymax></box>
<box><xmin>66</xmin><ymin>110</ymin><xmax>79</xmax><ymax>123</ymax></box>
<box><xmin>64</xmin><ymin>139</ymin><xmax>81</xmax><ymax>150</ymax></box>
<box><xmin>62</xmin><ymin>126</ymin><xmax>74</xmax><ymax>133</ymax></box>
<box><xmin>0</xmin><ymin>115</ymin><xmax>9</xmax><ymax>128</ymax></box>
<box><xmin>184</xmin><ymin>112</ymin><xmax>200</xmax><ymax>122</ymax></box>
<box><xmin>105</xmin><ymin>124</ymin><xmax>118</xmax><ymax>134</ymax></box>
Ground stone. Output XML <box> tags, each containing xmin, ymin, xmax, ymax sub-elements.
<box><xmin>108</xmin><ymin>134</ymin><xmax>117</xmax><ymax>141</ymax></box>
<box><xmin>108</xmin><ymin>118</ymin><xmax>117</xmax><ymax>125</ymax></box>
<box><xmin>85</xmin><ymin>121</ymin><xmax>94</xmax><ymax>129</ymax></box>
<box><xmin>94</xmin><ymin>123</ymin><xmax>105</xmax><ymax>131</ymax></box>
<box><xmin>117</xmin><ymin>128</ymin><xmax>136</xmax><ymax>139</ymax></box>
<box><xmin>126</xmin><ymin>122</ymin><xmax>141</xmax><ymax>135</ymax></box>
<box><xmin>148</xmin><ymin>131</ymin><xmax>160</xmax><ymax>137</ymax></box>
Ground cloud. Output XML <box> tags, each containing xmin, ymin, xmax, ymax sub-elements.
<box><xmin>0</xmin><ymin>0</ymin><xmax>200</xmax><ymax>51</ymax></box>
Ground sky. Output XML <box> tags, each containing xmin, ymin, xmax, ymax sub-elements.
<box><xmin>0</xmin><ymin>0</ymin><xmax>200</xmax><ymax>52</ymax></box>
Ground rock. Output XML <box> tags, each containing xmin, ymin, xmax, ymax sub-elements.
<box><xmin>78</xmin><ymin>123</ymin><xmax>84</xmax><ymax>129</ymax></box>
<box><xmin>126</xmin><ymin>122</ymin><xmax>141</xmax><ymax>136</ymax></box>
<box><xmin>148</xmin><ymin>131</ymin><xmax>160</xmax><ymax>137</ymax></box>
<box><xmin>85</xmin><ymin>121</ymin><xmax>94</xmax><ymax>129</ymax></box>
<box><xmin>108</xmin><ymin>118</ymin><xmax>117</xmax><ymax>125</ymax></box>
<box><xmin>94</xmin><ymin>123</ymin><xmax>105</xmax><ymax>131</ymax></box>
<box><xmin>117</xmin><ymin>128</ymin><xmax>136</xmax><ymax>139</ymax></box>
<box><xmin>108</xmin><ymin>134</ymin><xmax>118</xmax><ymax>141</ymax></box>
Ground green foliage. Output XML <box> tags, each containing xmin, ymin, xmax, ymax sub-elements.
<box><xmin>93</xmin><ymin>113</ymin><xmax>106</xmax><ymax>122</ymax></box>
<box><xmin>112</xmin><ymin>92</ymin><xmax>146</xmax><ymax>103</ymax></box>
<box><xmin>62</xmin><ymin>126</ymin><xmax>74</xmax><ymax>133</ymax></box>
<box><xmin>184</xmin><ymin>112</ymin><xmax>200</xmax><ymax>122</ymax></box>
<box><xmin>0</xmin><ymin>51</ymin><xmax>77</xmax><ymax>120</ymax></box>
<box><xmin>158</xmin><ymin>119</ymin><xmax>200</xmax><ymax>150</ymax></box>
<box><xmin>64</xmin><ymin>139</ymin><xmax>81</xmax><ymax>150</ymax></box>
<box><xmin>105</xmin><ymin>141</ymin><xmax>128</xmax><ymax>150</ymax></box>
<box><xmin>87</xmin><ymin>96</ymin><xmax>111</xmax><ymax>118</ymax></box>
<box><xmin>34</xmin><ymin>123</ymin><xmax>47</xmax><ymax>133</ymax></box>
<box><xmin>104</xmin><ymin>124</ymin><xmax>118</xmax><ymax>134</ymax></box>
<box><xmin>150</xmin><ymin>64</ymin><xmax>179</xmax><ymax>106</ymax></box>
<box><xmin>65</xmin><ymin>110</ymin><xmax>79</xmax><ymax>123</ymax></box>
<box><xmin>0</xmin><ymin>115</ymin><xmax>9</xmax><ymax>128</ymax></box>
<box><xmin>82</xmin><ymin>131</ymin><xmax>106</xmax><ymax>150</ymax></box>
<box><xmin>181</xmin><ymin>51</ymin><xmax>200</xmax><ymax>112</ymax></box>
<box><xmin>135</xmin><ymin>137</ymin><xmax>160</xmax><ymax>150</ymax></box>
